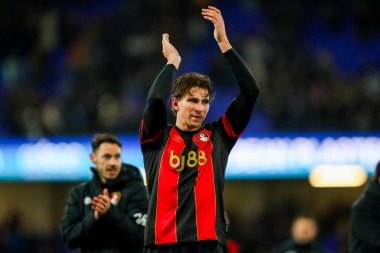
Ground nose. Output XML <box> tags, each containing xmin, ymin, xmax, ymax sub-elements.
<box><xmin>194</xmin><ymin>102</ymin><xmax>204</xmax><ymax>113</ymax></box>
<box><xmin>109</xmin><ymin>157</ymin><xmax>118</xmax><ymax>167</ymax></box>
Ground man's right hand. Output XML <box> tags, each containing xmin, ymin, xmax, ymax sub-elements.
<box><xmin>162</xmin><ymin>33</ymin><xmax>181</xmax><ymax>70</ymax></box>
<box><xmin>92</xmin><ymin>188</ymin><xmax>111</xmax><ymax>220</ymax></box>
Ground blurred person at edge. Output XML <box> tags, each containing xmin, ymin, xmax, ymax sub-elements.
<box><xmin>59</xmin><ymin>133</ymin><xmax>149</xmax><ymax>253</ymax></box>
<box><xmin>276</xmin><ymin>215</ymin><xmax>325</xmax><ymax>253</ymax></box>
<box><xmin>224</xmin><ymin>212</ymin><xmax>241</xmax><ymax>253</ymax></box>
<box><xmin>350</xmin><ymin>161</ymin><xmax>380</xmax><ymax>253</ymax></box>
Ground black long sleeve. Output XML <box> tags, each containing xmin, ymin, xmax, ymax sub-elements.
<box><xmin>141</xmin><ymin>64</ymin><xmax>177</xmax><ymax>140</ymax></box>
<box><xmin>223</xmin><ymin>48</ymin><xmax>260</xmax><ymax>135</ymax></box>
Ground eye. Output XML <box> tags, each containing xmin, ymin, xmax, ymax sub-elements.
<box><xmin>202</xmin><ymin>99</ymin><xmax>210</xmax><ymax>105</ymax></box>
<box><xmin>188</xmin><ymin>98</ymin><xmax>198</xmax><ymax>103</ymax></box>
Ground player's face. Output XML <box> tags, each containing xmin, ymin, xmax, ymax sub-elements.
<box><xmin>173</xmin><ymin>87</ymin><xmax>210</xmax><ymax>131</ymax></box>
<box><xmin>90</xmin><ymin>143</ymin><xmax>122</xmax><ymax>183</ymax></box>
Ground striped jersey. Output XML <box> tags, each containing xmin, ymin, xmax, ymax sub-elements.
<box><xmin>140</xmin><ymin>115</ymin><xmax>240</xmax><ymax>245</ymax></box>
<box><xmin>139</xmin><ymin>48</ymin><xmax>259</xmax><ymax>246</ymax></box>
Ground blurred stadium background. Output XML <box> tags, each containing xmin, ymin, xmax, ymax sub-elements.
<box><xmin>0</xmin><ymin>0</ymin><xmax>380</xmax><ymax>252</ymax></box>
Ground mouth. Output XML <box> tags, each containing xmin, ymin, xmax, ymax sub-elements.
<box><xmin>105</xmin><ymin>167</ymin><xmax>117</xmax><ymax>176</ymax></box>
<box><xmin>191</xmin><ymin>115</ymin><xmax>203</xmax><ymax>122</ymax></box>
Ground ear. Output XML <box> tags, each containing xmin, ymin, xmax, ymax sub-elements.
<box><xmin>90</xmin><ymin>153</ymin><xmax>96</xmax><ymax>164</ymax></box>
<box><xmin>172</xmin><ymin>98</ymin><xmax>179</xmax><ymax>112</ymax></box>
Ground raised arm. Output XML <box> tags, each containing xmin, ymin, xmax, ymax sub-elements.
<box><xmin>202</xmin><ymin>6</ymin><xmax>260</xmax><ymax>136</ymax></box>
<box><xmin>140</xmin><ymin>34</ymin><xmax>181</xmax><ymax>141</ymax></box>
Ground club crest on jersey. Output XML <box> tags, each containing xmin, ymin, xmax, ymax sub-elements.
<box><xmin>110</xmin><ymin>192</ymin><xmax>121</xmax><ymax>205</ymax></box>
<box><xmin>194</xmin><ymin>131</ymin><xmax>209</xmax><ymax>142</ymax></box>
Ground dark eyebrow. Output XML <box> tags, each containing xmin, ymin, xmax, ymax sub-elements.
<box><xmin>102</xmin><ymin>152</ymin><xmax>121</xmax><ymax>158</ymax></box>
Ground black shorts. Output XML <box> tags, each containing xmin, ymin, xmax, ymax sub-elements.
<box><xmin>144</xmin><ymin>240</ymin><xmax>224</xmax><ymax>253</ymax></box>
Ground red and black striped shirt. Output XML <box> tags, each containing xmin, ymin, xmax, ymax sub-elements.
<box><xmin>140</xmin><ymin>48</ymin><xmax>259</xmax><ymax>246</ymax></box>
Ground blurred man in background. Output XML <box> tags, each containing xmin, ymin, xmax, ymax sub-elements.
<box><xmin>276</xmin><ymin>215</ymin><xmax>324</xmax><ymax>253</ymax></box>
<box><xmin>350</xmin><ymin>161</ymin><xmax>380</xmax><ymax>253</ymax></box>
<box><xmin>139</xmin><ymin>6</ymin><xmax>259</xmax><ymax>253</ymax></box>
<box><xmin>59</xmin><ymin>133</ymin><xmax>149</xmax><ymax>253</ymax></box>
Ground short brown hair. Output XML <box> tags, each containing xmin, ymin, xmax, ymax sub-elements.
<box><xmin>91</xmin><ymin>133</ymin><xmax>121</xmax><ymax>152</ymax></box>
<box><xmin>171</xmin><ymin>73</ymin><xmax>214</xmax><ymax>114</ymax></box>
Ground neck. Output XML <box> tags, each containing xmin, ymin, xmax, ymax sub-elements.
<box><xmin>175</xmin><ymin>118</ymin><xmax>201</xmax><ymax>131</ymax></box>
<box><xmin>175</xmin><ymin>123</ymin><xmax>200</xmax><ymax>132</ymax></box>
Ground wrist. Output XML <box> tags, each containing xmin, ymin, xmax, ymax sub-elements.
<box><xmin>167</xmin><ymin>56</ymin><xmax>181</xmax><ymax>70</ymax></box>
<box><xmin>218</xmin><ymin>40</ymin><xmax>232</xmax><ymax>53</ymax></box>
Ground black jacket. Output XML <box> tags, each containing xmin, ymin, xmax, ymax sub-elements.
<box><xmin>350</xmin><ymin>179</ymin><xmax>380</xmax><ymax>253</ymax></box>
<box><xmin>276</xmin><ymin>238</ymin><xmax>324</xmax><ymax>253</ymax></box>
<box><xmin>59</xmin><ymin>163</ymin><xmax>149</xmax><ymax>253</ymax></box>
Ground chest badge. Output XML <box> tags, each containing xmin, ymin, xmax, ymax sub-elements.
<box><xmin>110</xmin><ymin>192</ymin><xmax>121</xmax><ymax>205</ymax></box>
<box><xmin>194</xmin><ymin>132</ymin><xmax>209</xmax><ymax>142</ymax></box>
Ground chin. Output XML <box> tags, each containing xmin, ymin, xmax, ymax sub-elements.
<box><xmin>190</xmin><ymin>124</ymin><xmax>201</xmax><ymax>130</ymax></box>
<box><xmin>192</xmin><ymin>120</ymin><xmax>203</xmax><ymax>126</ymax></box>
<box><xmin>106</xmin><ymin>174</ymin><xmax>118</xmax><ymax>180</ymax></box>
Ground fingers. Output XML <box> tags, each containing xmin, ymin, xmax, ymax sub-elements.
<box><xmin>202</xmin><ymin>6</ymin><xmax>221</xmax><ymax>14</ymax></box>
<box><xmin>201</xmin><ymin>6</ymin><xmax>222</xmax><ymax>22</ymax></box>
<box><xmin>91</xmin><ymin>189</ymin><xmax>112</xmax><ymax>219</ymax></box>
<box><xmin>162</xmin><ymin>33</ymin><xmax>171</xmax><ymax>49</ymax></box>
<box><xmin>94</xmin><ymin>210</ymin><xmax>100</xmax><ymax>220</ymax></box>
<box><xmin>92</xmin><ymin>194</ymin><xmax>110</xmax><ymax>213</ymax></box>
<box><xmin>91</xmin><ymin>197</ymin><xmax>102</xmax><ymax>210</ymax></box>
<box><xmin>93</xmin><ymin>196</ymin><xmax>110</xmax><ymax>206</ymax></box>
<box><xmin>201</xmin><ymin>5</ymin><xmax>230</xmax><ymax>51</ymax></box>
<box><xmin>162</xmin><ymin>33</ymin><xmax>169</xmax><ymax>44</ymax></box>
<box><xmin>91</xmin><ymin>201</ymin><xmax>104</xmax><ymax>211</ymax></box>
<box><xmin>161</xmin><ymin>33</ymin><xmax>181</xmax><ymax>69</ymax></box>
<box><xmin>207</xmin><ymin>6</ymin><xmax>221</xmax><ymax>13</ymax></box>
<box><xmin>91</xmin><ymin>200</ymin><xmax>108</xmax><ymax>215</ymax></box>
